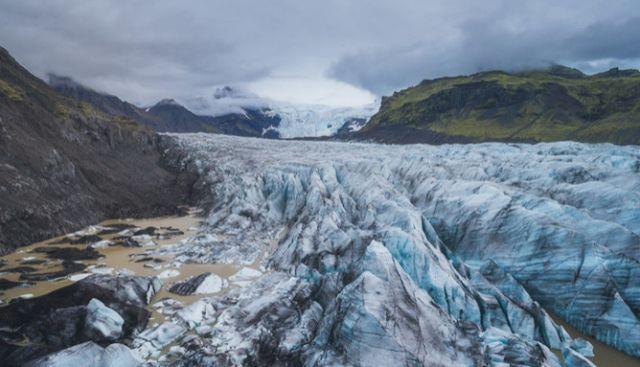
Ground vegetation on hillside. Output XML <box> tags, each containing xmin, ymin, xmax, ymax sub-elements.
<box><xmin>364</xmin><ymin>66</ymin><xmax>640</xmax><ymax>144</ymax></box>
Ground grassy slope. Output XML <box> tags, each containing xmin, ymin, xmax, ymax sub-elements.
<box><xmin>365</xmin><ymin>66</ymin><xmax>640</xmax><ymax>145</ymax></box>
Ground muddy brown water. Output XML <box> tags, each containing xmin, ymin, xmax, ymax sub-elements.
<box><xmin>0</xmin><ymin>208</ymin><xmax>244</xmax><ymax>309</ymax></box>
<box><xmin>549</xmin><ymin>313</ymin><xmax>640</xmax><ymax>366</ymax></box>
<box><xmin>0</xmin><ymin>207</ymin><xmax>269</xmax><ymax>361</ymax></box>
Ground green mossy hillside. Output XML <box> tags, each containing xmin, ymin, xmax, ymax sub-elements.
<box><xmin>364</xmin><ymin>66</ymin><xmax>640</xmax><ymax>145</ymax></box>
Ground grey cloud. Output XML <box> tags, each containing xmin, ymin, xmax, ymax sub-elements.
<box><xmin>566</xmin><ymin>17</ymin><xmax>640</xmax><ymax>60</ymax></box>
<box><xmin>0</xmin><ymin>1</ymin><xmax>274</xmax><ymax>104</ymax></box>
<box><xmin>1</xmin><ymin>0</ymin><xmax>639</xmax><ymax>103</ymax></box>
<box><xmin>185</xmin><ymin>86</ymin><xmax>271</xmax><ymax>117</ymax></box>
<box><xmin>329</xmin><ymin>1</ymin><xmax>640</xmax><ymax>94</ymax></box>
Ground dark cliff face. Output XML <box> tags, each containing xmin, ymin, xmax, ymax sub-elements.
<box><xmin>359</xmin><ymin>66</ymin><xmax>640</xmax><ymax>145</ymax></box>
<box><xmin>0</xmin><ymin>47</ymin><xmax>196</xmax><ymax>253</ymax></box>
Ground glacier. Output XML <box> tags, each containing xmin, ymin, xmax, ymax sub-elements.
<box><xmin>267</xmin><ymin>102</ymin><xmax>378</xmax><ymax>138</ymax></box>
<box><xmin>141</xmin><ymin>134</ymin><xmax>639</xmax><ymax>365</ymax></box>
<box><xmin>184</xmin><ymin>86</ymin><xmax>378</xmax><ymax>138</ymax></box>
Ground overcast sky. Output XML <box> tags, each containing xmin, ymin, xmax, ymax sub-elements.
<box><xmin>1</xmin><ymin>0</ymin><xmax>639</xmax><ymax>108</ymax></box>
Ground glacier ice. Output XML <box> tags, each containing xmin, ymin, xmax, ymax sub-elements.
<box><xmin>84</xmin><ymin>298</ymin><xmax>125</xmax><ymax>341</ymax></box>
<box><xmin>23</xmin><ymin>342</ymin><xmax>141</xmax><ymax>367</ymax></box>
<box><xmin>269</xmin><ymin>102</ymin><xmax>377</xmax><ymax>138</ymax></box>
<box><xmin>570</xmin><ymin>338</ymin><xmax>595</xmax><ymax>358</ymax></box>
<box><xmin>151</xmin><ymin>134</ymin><xmax>640</xmax><ymax>364</ymax></box>
<box><xmin>133</xmin><ymin>321</ymin><xmax>186</xmax><ymax>359</ymax></box>
<box><xmin>563</xmin><ymin>346</ymin><xmax>597</xmax><ymax>367</ymax></box>
<box><xmin>229</xmin><ymin>266</ymin><xmax>262</xmax><ymax>287</ymax></box>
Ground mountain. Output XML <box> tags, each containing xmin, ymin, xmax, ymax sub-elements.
<box><xmin>144</xmin><ymin>98</ymin><xmax>221</xmax><ymax>133</ymax></box>
<box><xmin>202</xmin><ymin>107</ymin><xmax>282</xmax><ymax>138</ymax></box>
<box><xmin>146</xmin><ymin>98</ymin><xmax>281</xmax><ymax>137</ymax></box>
<box><xmin>50</xmin><ymin>78</ymin><xmax>377</xmax><ymax>139</ymax></box>
<box><xmin>358</xmin><ymin>65</ymin><xmax>640</xmax><ymax>144</ymax></box>
<box><xmin>48</xmin><ymin>76</ymin><xmax>222</xmax><ymax>133</ymax></box>
<box><xmin>0</xmin><ymin>47</ymin><xmax>194</xmax><ymax>252</ymax></box>
<box><xmin>47</xmin><ymin>74</ymin><xmax>159</xmax><ymax>127</ymax></box>
<box><xmin>49</xmin><ymin>77</ymin><xmax>280</xmax><ymax>136</ymax></box>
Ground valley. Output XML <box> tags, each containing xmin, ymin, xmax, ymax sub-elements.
<box><xmin>1</xmin><ymin>37</ymin><xmax>640</xmax><ymax>366</ymax></box>
<box><xmin>4</xmin><ymin>133</ymin><xmax>637</xmax><ymax>365</ymax></box>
